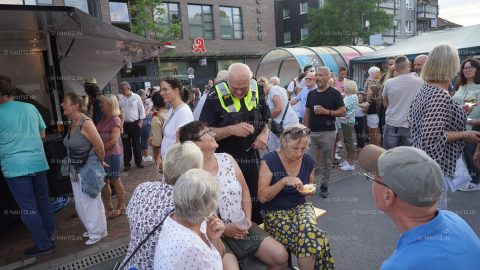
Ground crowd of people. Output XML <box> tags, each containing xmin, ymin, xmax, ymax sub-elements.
<box><xmin>1</xmin><ymin>43</ymin><xmax>480</xmax><ymax>269</ymax></box>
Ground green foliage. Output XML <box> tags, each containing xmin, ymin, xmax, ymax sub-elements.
<box><xmin>304</xmin><ymin>0</ymin><xmax>394</xmax><ymax>46</ymax></box>
<box><xmin>129</xmin><ymin>0</ymin><xmax>181</xmax><ymax>43</ymax></box>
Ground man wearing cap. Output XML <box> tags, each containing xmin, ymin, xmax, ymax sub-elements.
<box><xmin>359</xmin><ymin>145</ymin><xmax>480</xmax><ymax>269</ymax></box>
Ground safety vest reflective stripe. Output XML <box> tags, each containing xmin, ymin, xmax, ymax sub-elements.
<box><xmin>215</xmin><ymin>80</ymin><xmax>260</xmax><ymax>113</ymax></box>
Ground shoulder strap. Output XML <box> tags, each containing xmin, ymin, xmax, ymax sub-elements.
<box><xmin>279</xmin><ymin>103</ymin><xmax>289</xmax><ymax>125</ymax></box>
<box><xmin>115</xmin><ymin>208</ymin><xmax>175</xmax><ymax>270</ymax></box>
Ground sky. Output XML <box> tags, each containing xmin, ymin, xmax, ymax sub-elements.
<box><xmin>438</xmin><ymin>0</ymin><xmax>480</xmax><ymax>26</ymax></box>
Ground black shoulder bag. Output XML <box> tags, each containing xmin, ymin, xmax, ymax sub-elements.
<box><xmin>268</xmin><ymin>103</ymin><xmax>290</xmax><ymax>137</ymax></box>
<box><xmin>114</xmin><ymin>209</ymin><xmax>174</xmax><ymax>270</ymax></box>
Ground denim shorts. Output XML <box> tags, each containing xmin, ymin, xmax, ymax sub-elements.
<box><xmin>367</xmin><ymin>114</ymin><xmax>379</xmax><ymax>128</ymax></box>
<box><xmin>105</xmin><ymin>154</ymin><xmax>121</xmax><ymax>180</ymax></box>
<box><xmin>140</xmin><ymin>124</ymin><xmax>151</xmax><ymax>150</ymax></box>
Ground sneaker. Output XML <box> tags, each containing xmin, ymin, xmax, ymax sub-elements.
<box><xmin>136</xmin><ymin>164</ymin><xmax>144</xmax><ymax>169</ymax></box>
<box><xmin>335</xmin><ymin>153</ymin><xmax>342</xmax><ymax>160</ymax></box>
<box><xmin>339</xmin><ymin>160</ymin><xmax>349</xmax><ymax>167</ymax></box>
<box><xmin>458</xmin><ymin>182</ymin><xmax>480</xmax><ymax>192</ymax></box>
<box><xmin>340</xmin><ymin>163</ymin><xmax>355</xmax><ymax>171</ymax></box>
<box><xmin>336</xmin><ymin>142</ymin><xmax>343</xmax><ymax>149</ymax></box>
<box><xmin>82</xmin><ymin>232</ymin><xmax>89</xmax><ymax>238</ymax></box>
<box><xmin>85</xmin><ymin>233</ymin><xmax>107</xmax><ymax>245</ymax></box>
<box><xmin>320</xmin><ymin>185</ymin><xmax>329</xmax><ymax>198</ymax></box>
<box><xmin>123</xmin><ymin>165</ymin><xmax>130</xmax><ymax>172</ymax></box>
<box><xmin>144</xmin><ymin>156</ymin><xmax>154</xmax><ymax>162</ymax></box>
<box><xmin>24</xmin><ymin>245</ymin><xmax>55</xmax><ymax>256</ymax></box>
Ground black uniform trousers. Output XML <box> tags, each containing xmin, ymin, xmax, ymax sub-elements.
<box><xmin>122</xmin><ymin>121</ymin><xmax>142</xmax><ymax>167</ymax></box>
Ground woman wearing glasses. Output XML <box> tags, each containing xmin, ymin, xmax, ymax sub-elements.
<box><xmin>258</xmin><ymin>124</ymin><xmax>335</xmax><ymax>270</ymax></box>
<box><xmin>178</xmin><ymin>121</ymin><xmax>288</xmax><ymax>270</ymax></box>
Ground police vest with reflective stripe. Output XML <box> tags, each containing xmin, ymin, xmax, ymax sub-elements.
<box><xmin>215</xmin><ymin>80</ymin><xmax>259</xmax><ymax>112</ymax></box>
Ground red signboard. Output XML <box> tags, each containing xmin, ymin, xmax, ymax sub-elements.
<box><xmin>192</xmin><ymin>37</ymin><xmax>207</xmax><ymax>54</ymax></box>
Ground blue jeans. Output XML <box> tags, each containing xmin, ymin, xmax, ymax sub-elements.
<box><xmin>140</xmin><ymin>124</ymin><xmax>151</xmax><ymax>150</ymax></box>
<box><xmin>382</xmin><ymin>124</ymin><xmax>412</xmax><ymax>150</ymax></box>
<box><xmin>6</xmin><ymin>171</ymin><xmax>56</xmax><ymax>249</ymax></box>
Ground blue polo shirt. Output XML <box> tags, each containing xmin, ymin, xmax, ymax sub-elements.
<box><xmin>0</xmin><ymin>101</ymin><xmax>49</xmax><ymax>178</ymax></box>
<box><xmin>382</xmin><ymin>210</ymin><xmax>480</xmax><ymax>270</ymax></box>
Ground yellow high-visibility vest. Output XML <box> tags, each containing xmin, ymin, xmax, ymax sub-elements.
<box><xmin>215</xmin><ymin>80</ymin><xmax>259</xmax><ymax>112</ymax></box>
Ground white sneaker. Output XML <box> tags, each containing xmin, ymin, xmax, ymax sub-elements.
<box><xmin>336</xmin><ymin>142</ymin><xmax>343</xmax><ymax>148</ymax></box>
<box><xmin>335</xmin><ymin>153</ymin><xmax>342</xmax><ymax>160</ymax></box>
<box><xmin>339</xmin><ymin>160</ymin><xmax>349</xmax><ymax>167</ymax></box>
<box><xmin>82</xmin><ymin>232</ymin><xmax>89</xmax><ymax>238</ymax></box>
<box><xmin>85</xmin><ymin>232</ymin><xmax>107</xmax><ymax>245</ymax></box>
<box><xmin>145</xmin><ymin>156</ymin><xmax>153</xmax><ymax>162</ymax></box>
<box><xmin>458</xmin><ymin>182</ymin><xmax>480</xmax><ymax>192</ymax></box>
<box><xmin>340</xmin><ymin>164</ymin><xmax>355</xmax><ymax>171</ymax></box>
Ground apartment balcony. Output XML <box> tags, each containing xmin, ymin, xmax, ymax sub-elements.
<box><xmin>417</xmin><ymin>4</ymin><xmax>438</xmax><ymax>20</ymax></box>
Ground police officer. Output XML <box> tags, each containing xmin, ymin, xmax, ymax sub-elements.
<box><xmin>199</xmin><ymin>63</ymin><xmax>270</xmax><ymax>224</ymax></box>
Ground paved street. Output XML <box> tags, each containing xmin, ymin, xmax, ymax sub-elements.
<box><xmin>2</xmin><ymin>162</ymin><xmax>479</xmax><ymax>270</ymax></box>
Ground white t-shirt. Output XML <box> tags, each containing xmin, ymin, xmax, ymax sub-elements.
<box><xmin>161</xmin><ymin>104</ymin><xmax>194</xmax><ymax>159</ymax></box>
<box><xmin>153</xmin><ymin>215</ymin><xmax>222</xmax><ymax>270</ymax></box>
<box><xmin>267</xmin><ymin>86</ymin><xmax>299</xmax><ymax>127</ymax></box>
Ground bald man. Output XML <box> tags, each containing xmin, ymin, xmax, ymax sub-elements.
<box><xmin>199</xmin><ymin>63</ymin><xmax>271</xmax><ymax>224</ymax></box>
<box><xmin>413</xmin><ymin>54</ymin><xmax>427</xmax><ymax>76</ymax></box>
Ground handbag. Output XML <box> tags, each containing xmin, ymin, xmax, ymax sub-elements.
<box><xmin>113</xmin><ymin>208</ymin><xmax>175</xmax><ymax>270</ymax></box>
<box><xmin>268</xmin><ymin>103</ymin><xmax>289</xmax><ymax>137</ymax></box>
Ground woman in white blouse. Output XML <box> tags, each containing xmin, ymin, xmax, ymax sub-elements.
<box><xmin>179</xmin><ymin>121</ymin><xmax>288</xmax><ymax>270</ymax></box>
<box><xmin>154</xmin><ymin>169</ymin><xmax>225</xmax><ymax>270</ymax></box>
<box><xmin>159</xmin><ymin>78</ymin><xmax>194</xmax><ymax>168</ymax></box>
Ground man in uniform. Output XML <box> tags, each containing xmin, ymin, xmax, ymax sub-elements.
<box><xmin>200</xmin><ymin>63</ymin><xmax>270</xmax><ymax>223</ymax></box>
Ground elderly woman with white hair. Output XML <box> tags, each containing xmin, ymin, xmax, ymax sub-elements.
<box><xmin>154</xmin><ymin>169</ymin><xmax>225</xmax><ymax>269</ymax></box>
<box><xmin>365</xmin><ymin>66</ymin><xmax>382</xmax><ymax>146</ymax></box>
<box><xmin>258</xmin><ymin>124</ymin><xmax>335</xmax><ymax>270</ymax></box>
<box><xmin>338</xmin><ymin>81</ymin><xmax>359</xmax><ymax>171</ymax></box>
<box><xmin>119</xmin><ymin>142</ymin><xmax>204</xmax><ymax>270</ymax></box>
<box><xmin>409</xmin><ymin>44</ymin><xmax>480</xmax><ymax>209</ymax></box>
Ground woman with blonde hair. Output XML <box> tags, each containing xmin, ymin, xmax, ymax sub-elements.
<box><xmin>97</xmin><ymin>94</ymin><xmax>126</xmax><ymax>218</ymax></box>
<box><xmin>338</xmin><ymin>81</ymin><xmax>359</xmax><ymax>170</ymax></box>
<box><xmin>409</xmin><ymin>44</ymin><xmax>480</xmax><ymax>209</ymax></box>
<box><xmin>61</xmin><ymin>92</ymin><xmax>107</xmax><ymax>245</ymax></box>
<box><xmin>258</xmin><ymin>124</ymin><xmax>334</xmax><ymax>270</ymax></box>
<box><xmin>365</xmin><ymin>66</ymin><xmax>382</xmax><ymax>146</ymax></box>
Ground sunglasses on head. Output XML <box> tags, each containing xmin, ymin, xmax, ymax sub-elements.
<box><xmin>284</xmin><ymin>127</ymin><xmax>311</xmax><ymax>136</ymax></box>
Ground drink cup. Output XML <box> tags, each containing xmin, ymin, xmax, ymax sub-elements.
<box><xmin>57</xmin><ymin>121</ymin><xmax>64</xmax><ymax>133</ymax></box>
<box><xmin>231</xmin><ymin>211</ymin><xmax>248</xmax><ymax>230</ymax></box>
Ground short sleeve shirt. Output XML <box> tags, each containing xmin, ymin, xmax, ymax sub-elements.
<box><xmin>161</xmin><ymin>104</ymin><xmax>194</xmax><ymax>159</ymax></box>
<box><xmin>0</xmin><ymin>101</ymin><xmax>49</xmax><ymax>177</ymax></box>
<box><xmin>96</xmin><ymin>116</ymin><xmax>123</xmax><ymax>157</ymax></box>
<box><xmin>153</xmin><ymin>216</ymin><xmax>222</xmax><ymax>270</ymax></box>
<box><xmin>305</xmin><ymin>87</ymin><xmax>345</xmax><ymax>132</ymax></box>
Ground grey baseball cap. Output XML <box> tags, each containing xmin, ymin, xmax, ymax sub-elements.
<box><xmin>359</xmin><ymin>145</ymin><xmax>444</xmax><ymax>207</ymax></box>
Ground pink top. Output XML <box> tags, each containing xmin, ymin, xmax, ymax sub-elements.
<box><xmin>96</xmin><ymin>116</ymin><xmax>123</xmax><ymax>157</ymax></box>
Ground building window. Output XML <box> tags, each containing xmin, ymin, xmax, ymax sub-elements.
<box><xmin>283</xmin><ymin>7</ymin><xmax>290</xmax><ymax>19</ymax></box>
<box><xmin>188</xmin><ymin>4</ymin><xmax>214</xmax><ymax>39</ymax></box>
<box><xmin>405</xmin><ymin>21</ymin><xmax>413</xmax><ymax>35</ymax></box>
<box><xmin>318</xmin><ymin>0</ymin><xmax>325</xmax><ymax>8</ymax></box>
<box><xmin>156</xmin><ymin>2</ymin><xmax>182</xmax><ymax>37</ymax></box>
<box><xmin>300</xmin><ymin>1</ymin><xmax>308</xmax><ymax>14</ymax></box>
<box><xmin>64</xmin><ymin>0</ymin><xmax>101</xmax><ymax>19</ymax></box>
<box><xmin>301</xmin><ymin>27</ymin><xmax>309</xmax><ymax>40</ymax></box>
<box><xmin>284</xmin><ymin>31</ymin><xmax>291</xmax><ymax>44</ymax></box>
<box><xmin>396</xmin><ymin>0</ymin><xmax>400</xmax><ymax>8</ymax></box>
<box><xmin>109</xmin><ymin>1</ymin><xmax>130</xmax><ymax>23</ymax></box>
<box><xmin>405</xmin><ymin>0</ymin><xmax>413</xmax><ymax>10</ymax></box>
<box><xmin>395</xmin><ymin>20</ymin><xmax>401</xmax><ymax>34</ymax></box>
<box><xmin>220</xmin><ymin>6</ymin><xmax>243</xmax><ymax>39</ymax></box>
<box><xmin>24</xmin><ymin>0</ymin><xmax>52</xmax><ymax>5</ymax></box>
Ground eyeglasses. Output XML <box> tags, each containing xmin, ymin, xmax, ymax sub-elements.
<box><xmin>284</xmin><ymin>127</ymin><xmax>311</xmax><ymax>136</ymax></box>
<box><xmin>198</xmin><ymin>128</ymin><xmax>215</xmax><ymax>139</ymax></box>
<box><xmin>463</xmin><ymin>66</ymin><xmax>476</xmax><ymax>71</ymax></box>
<box><xmin>364</xmin><ymin>172</ymin><xmax>390</xmax><ymax>188</ymax></box>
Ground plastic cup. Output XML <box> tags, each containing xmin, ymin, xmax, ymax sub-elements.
<box><xmin>231</xmin><ymin>211</ymin><xmax>248</xmax><ymax>230</ymax></box>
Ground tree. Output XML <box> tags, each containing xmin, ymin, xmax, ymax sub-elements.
<box><xmin>304</xmin><ymin>0</ymin><xmax>394</xmax><ymax>46</ymax></box>
<box><xmin>129</xmin><ymin>0</ymin><xmax>181</xmax><ymax>77</ymax></box>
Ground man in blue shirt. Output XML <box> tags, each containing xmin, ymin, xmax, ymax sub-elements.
<box><xmin>359</xmin><ymin>145</ymin><xmax>480</xmax><ymax>270</ymax></box>
<box><xmin>0</xmin><ymin>75</ymin><xmax>55</xmax><ymax>256</ymax></box>
<box><xmin>289</xmin><ymin>72</ymin><xmax>317</xmax><ymax>122</ymax></box>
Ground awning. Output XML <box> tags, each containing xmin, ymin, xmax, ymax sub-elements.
<box><xmin>0</xmin><ymin>4</ymin><xmax>160</xmax><ymax>92</ymax></box>
<box><xmin>350</xmin><ymin>24</ymin><xmax>480</xmax><ymax>64</ymax></box>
